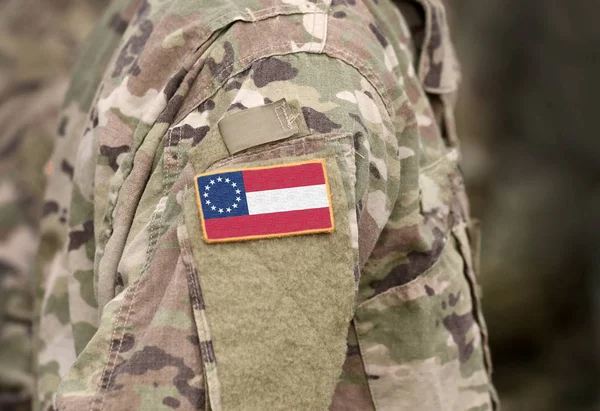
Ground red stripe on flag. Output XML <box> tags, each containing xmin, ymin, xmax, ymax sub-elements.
<box><xmin>242</xmin><ymin>162</ymin><xmax>325</xmax><ymax>192</ymax></box>
<box><xmin>204</xmin><ymin>207</ymin><xmax>332</xmax><ymax>240</ymax></box>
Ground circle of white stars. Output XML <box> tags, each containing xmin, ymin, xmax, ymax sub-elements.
<box><xmin>202</xmin><ymin>175</ymin><xmax>242</xmax><ymax>214</ymax></box>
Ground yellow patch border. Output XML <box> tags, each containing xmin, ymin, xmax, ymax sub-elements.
<box><xmin>194</xmin><ymin>159</ymin><xmax>335</xmax><ymax>243</ymax></box>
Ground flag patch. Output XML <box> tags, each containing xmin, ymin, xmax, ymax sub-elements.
<box><xmin>194</xmin><ymin>160</ymin><xmax>334</xmax><ymax>243</ymax></box>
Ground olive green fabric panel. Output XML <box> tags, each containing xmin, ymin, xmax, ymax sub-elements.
<box><xmin>183</xmin><ymin>154</ymin><xmax>355</xmax><ymax>411</ymax></box>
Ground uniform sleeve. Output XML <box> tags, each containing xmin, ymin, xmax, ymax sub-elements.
<box><xmin>48</xmin><ymin>49</ymin><xmax>400</xmax><ymax>411</ymax></box>
<box><xmin>173</xmin><ymin>53</ymin><xmax>401</xmax><ymax>411</ymax></box>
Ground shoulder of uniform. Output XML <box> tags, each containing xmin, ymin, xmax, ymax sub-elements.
<box><xmin>172</xmin><ymin>1</ymin><xmax>406</xmax><ymax>124</ymax></box>
<box><xmin>108</xmin><ymin>0</ymin><xmax>411</xmax><ymax>127</ymax></box>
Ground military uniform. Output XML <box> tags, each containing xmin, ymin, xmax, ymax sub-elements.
<box><xmin>36</xmin><ymin>0</ymin><xmax>497</xmax><ymax>410</ymax></box>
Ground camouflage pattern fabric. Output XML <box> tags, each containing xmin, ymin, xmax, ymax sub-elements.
<box><xmin>35</xmin><ymin>0</ymin><xmax>497</xmax><ymax>410</ymax></box>
<box><xmin>0</xmin><ymin>1</ymin><xmax>108</xmax><ymax>409</ymax></box>
<box><xmin>0</xmin><ymin>81</ymin><xmax>59</xmax><ymax>411</ymax></box>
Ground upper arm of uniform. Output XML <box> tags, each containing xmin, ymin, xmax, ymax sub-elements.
<box><xmin>178</xmin><ymin>51</ymin><xmax>400</xmax><ymax>239</ymax></box>
<box><xmin>171</xmin><ymin>51</ymin><xmax>400</xmax><ymax>411</ymax></box>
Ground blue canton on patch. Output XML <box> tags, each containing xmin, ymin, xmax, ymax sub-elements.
<box><xmin>196</xmin><ymin>171</ymin><xmax>249</xmax><ymax>219</ymax></box>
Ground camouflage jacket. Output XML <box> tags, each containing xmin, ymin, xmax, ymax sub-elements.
<box><xmin>36</xmin><ymin>0</ymin><xmax>497</xmax><ymax>410</ymax></box>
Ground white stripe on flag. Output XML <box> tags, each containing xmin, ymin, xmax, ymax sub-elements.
<box><xmin>246</xmin><ymin>184</ymin><xmax>329</xmax><ymax>215</ymax></box>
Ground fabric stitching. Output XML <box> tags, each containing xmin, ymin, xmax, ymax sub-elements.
<box><xmin>287</xmin><ymin>113</ymin><xmax>301</xmax><ymax>129</ymax></box>
<box><xmin>181</xmin><ymin>231</ymin><xmax>210</xmax><ymax>368</ymax></box>
<box><xmin>208</xmin><ymin>133</ymin><xmax>352</xmax><ymax>170</ymax></box>
<box><xmin>90</xmin><ymin>292</ymin><xmax>129</xmax><ymax>411</ymax></box>
<box><xmin>274</xmin><ymin>103</ymin><xmax>288</xmax><ymax>130</ymax></box>
<box><xmin>178</xmin><ymin>204</ymin><xmax>222</xmax><ymax>410</ymax></box>
<box><xmin>174</xmin><ymin>8</ymin><xmax>394</xmax><ymax>123</ymax></box>
<box><xmin>176</xmin><ymin>47</ymin><xmax>394</xmax><ymax>134</ymax></box>
<box><xmin>164</xmin><ymin>128</ymin><xmax>174</xmax><ymax>190</ymax></box>
<box><xmin>323</xmin><ymin>44</ymin><xmax>392</xmax><ymax>116</ymax></box>
<box><xmin>280</xmin><ymin>103</ymin><xmax>290</xmax><ymax>129</ymax></box>
<box><xmin>194</xmin><ymin>159</ymin><xmax>334</xmax><ymax>243</ymax></box>
<box><xmin>175</xmin><ymin>38</ymin><xmax>328</xmax><ymax>124</ymax></box>
<box><xmin>206</xmin><ymin>4</ymin><xmax>327</xmax><ymax>32</ymax></box>
<box><xmin>180</xmin><ymin>232</ymin><xmax>208</xmax><ymax>365</ymax></box>
<box><xmin>319</xmin><ymin>0</ymin><xmax>330</xmax><ymax>53</ymax></box>
<box><xmin>94</xmin><ymin>198</ymin><xmax>166</xmax><ymax>411</ymax></box>
<box><xmin>279</xmin><ymin>102</ymin><xmax>298</xmax><ymax>130</ymax></box>
<box><xmin>180</xmin><ymin>4</ymin><xmax>328</xmax><ymax>64</ymax></box>
<box><xmin>310</xmin><ymin>7</ymin><xmax>317</xmax><ymax>53</ymax></box>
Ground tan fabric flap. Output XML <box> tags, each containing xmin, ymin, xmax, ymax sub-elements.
<box><xmin>218</xmin><ymin>99</ymin><xmax>302</xmax><ymax>154</ymax></box>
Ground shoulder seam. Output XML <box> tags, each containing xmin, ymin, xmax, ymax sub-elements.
<box><xmin>323</xmin><ymin>45</ymin><xmax>395</xmax><ymax>120</ymax></box>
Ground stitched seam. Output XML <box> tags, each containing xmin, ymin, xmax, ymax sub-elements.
<box><xmin>183</xmin><ymin>46</ymin><xmax>394</xmax><ymax>125</ymax></box>
<box><xmin>287</xmin><ymin>113</ymin><xmax>301</xmax><ymax>129</ymax></box>
<box><xmin>324</xmin><ymin>44</ymin><xmax>388</xmax><ymax>88</ymax></box>
<box><xmin>178</xmin><ymin>25</ymin><xmax>395</xmax><ymax>128</ymax></box>
<box><xmin>90</xmin><ymin>292</ymin><xmax>129</xmax><ymax>411</ymax></box>
<box><xmin>174</xmin><ymin>40</ymin><xmax>327</xmax><ymax>124</ymax></box>
<box><xmin>280</xmin><ymin>102</ymin><xmax>298</xmax><ymax>130</ymax></box>
<box><xmin>180</xmin><ymin>232</ymin><xmax>205</xmax><ymax>359</ymax></box>
<box><xmin>94</xmin><ymin>198</ymin><xmax>166</xmax><ymax>411</ymax></box>
<box><xmin>195</xmin><ymin>6</ymin><xmax>327</xmax><ymax>59</ymax></box>
<box><xmin>323</xmin><ymin>44</ymin><xmax>393</xmax><ymax>117</ymax></box>
<box><xmin>208</xmin><ymin>133</ymin><xmax>352</xmax><ymax>170</ymax></box>
<box><xmin>175</xmin><ymin>128</ymin><xmax>182</xmax><ymax>183</ymax></box>
<box><xmin>181</xmin><ymin>230</ymin><xmax>210</xmax><ymax>368</ymax></box>
<box><xmin>177</xmin><ymin>4</ymin><xmax>329</xmax><ymax>65</ymax></box>
<box><xmin>178</xmin><ymin>208</ymin><xmax>221</xmax><ymax>410</ymax></box>
<box><xmin>164</xmin><ymin>129</ymin><xmax>174</xmax><ymax>190</ymax></box>
<box><xmin>310</xmin><ymin>7</ymin><xmax>317</xmax><ymax>52</ymax></box>
<box><xmin>245</xmin><ymin>8</ymin><xmax>256</xmax><ymax>21</ymax></box>
<box><xmin>319</xmin><ymin>0</ymin><xmax>330</xmax><ymax>53</ymax></box>
<box><xmin>280</xmin><ymin>103</ymin><xmax>290</xmax><ymax>129</ymax></box>
<box><xmin>200</xmin><ymin>43</ymin><xmax>313</xmax><ymax>104</ymax></box>
<box><xmin>185</xmin><ymin>40</ymin><xmax>396</xmax><ymax>122</ymax></box>
<box><xmin>172</xmin><ymin>128</ymin><xmax>182</xmax><ymax>184</ymax></box>
<box><xmin>274</xmin><ymin>103</ymin><xmax>287</xmax><ymax>130</ymax></box>
<box><xmin>205</xmin><ymin>4</ymin><xmax>327</xmax><ymax>32</ymax></box>
<box><xmin>178</xmin><ymin>197</ymin><xmax>202</xmax><ymax>325</ymax></box>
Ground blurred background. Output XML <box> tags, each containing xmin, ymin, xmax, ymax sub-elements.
<box><xmin>0</xmin><ymin>0</ymin><xmax>599</xmax><ymax>410</ymax></box>
<box><xmin>452</xmin><ymin>1</ymin><xmax>600</xmax><ymax>410</ymax></box>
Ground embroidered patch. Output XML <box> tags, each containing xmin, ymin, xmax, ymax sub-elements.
<box><xmin>194</xmin><ymin>160</ymin><xmax>334</xmax><ymax>243</ymax></box>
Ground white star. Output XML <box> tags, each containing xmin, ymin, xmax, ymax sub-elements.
<box><xmin>203</xmin><ymin>193</ymin><xmax>209</xmax><ymax>198</ymax></box>
<box><xmin>236</xmin><ymin>197</ymin><xmax>241</xmax><ymax>202</ymax></box>
<box><xmin>232</xmin><ymin>203</ymin><xmax>238</xmax><ymax>209</ymax></box>
<box><xmin>210</xmin><ymin>180</ymin><xmax>215</xmax><ymax>185</ymax></box>
<box><xmin>231</xmin><ymin>182</ymin><xmax>237</xmax><ymax>187</ymax></box>
<box><xmin>225</xmin><ymin>178</ymin><xmax>230</xmax><ymax>183</ymax></box>
<box><xmin>218</xmin><ymin>208</ymin><xmax>224</xmax><ymax>213</ymax></box>
<box><xmin>204</xmin><ymin>185</ymin><xmax>210</xmax><ymax>190</ymax></box>
<box><xmin>217</xmin><ymin>177</ymin><xmax>222</xmax><ymax>182</ymax></box>
<box><xmin>205</xmin><ymin>200</ymin><xmax>211</xmax><ymax>205</ymax></box>
<box><xmin>235</xmin><ymin>189</ymin><xmax>241</xmax><ymax>194</ymax></box>
<box><xmin>211</xmin><ymin>205</ymin><xmax>216</xmax><ymax>211</ymax></box>
<box><xmin>226</xmin><ymin>207</ymin><xmax>231</xmax><ymax>213</ymax></box>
